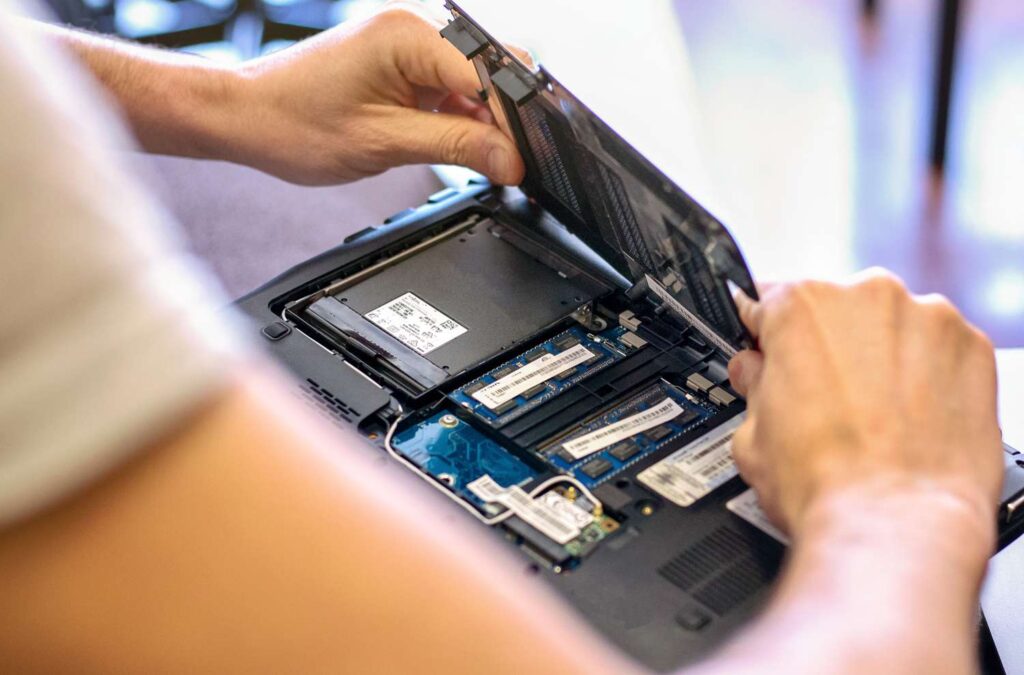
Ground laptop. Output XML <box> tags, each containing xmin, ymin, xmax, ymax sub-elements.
<box><xmin>235</xmin><ymin>3</ymin><xmax>1024</xmax><ymax>669</ymax></box>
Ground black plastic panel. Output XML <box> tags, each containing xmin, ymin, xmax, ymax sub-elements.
<box><xmin>443</xmin><ymin>2</ymin><xmax>757</xmax><ymax>353</ymax></box>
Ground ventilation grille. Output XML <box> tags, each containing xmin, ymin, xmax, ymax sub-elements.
<box><xmin>300</xmin><ymin>378</ymin><xmax>358</xmax><ymax>424</ymax></box>
<box><xmin>520</xmin><ymin>99</ymin><xmax>583</xmax><ymax>218</ymax></box>
<box><xmin>597</xmin><ymin>161</ymin><xmax>656</xmax><ymax>271</ymax></box>
<box><xmin>659</xmin><ymin>526</ymin><xmax>777</xmax><ymax>617</ymax></box>
<box><xmin>674</xmin><ymin>237</ymin><xmax>730</xmax><ymax>330</ymax></box>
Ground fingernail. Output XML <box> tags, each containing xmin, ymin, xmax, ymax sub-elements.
<box><xmin>487</xmin><ymin>145</ymin><xmax>511</xmax><ymax>183</ymax></box>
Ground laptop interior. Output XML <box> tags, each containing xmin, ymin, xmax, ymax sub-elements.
<box><xmin>235</xmin><ymin>3</ymin><xmax>1024</xmax><ymax>669</ymax></box>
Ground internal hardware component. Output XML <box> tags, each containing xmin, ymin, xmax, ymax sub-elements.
<box><xmin>450</xmin><ymin>325</ymin><xmax>643</xmax><ymax>426</ymax></box>
<box><xmin>503</xmin><ymin>488</ymin><xmax>621</xmax><ymax>567</ymax></box>
<box><xmin>581</xmin><ymin>457</ymin><xmax>614</xmax><ymax>479</ymax></box>
<box><xmin>708</xmin><ymin>386</ymin><xmax>737</xmax><ymax>406</ymax></box>
<box><xmin>294</xmin><ymin>216</ymin><xmax>608</xmax><ymax>397</ymax></box>
<box><xmin>542</xmin><ymin>381</ymin><xmax>711</xmax><ymax>488</ymax></box>
<box><xmin>392</xmin><ymin>410</ymin><xmax>537</xmax><ymax>512</ymax></box>
<box><xmin>685</xmin><ymin>372</ymin><xmax>714</xmax><ymax>392</ymax></box>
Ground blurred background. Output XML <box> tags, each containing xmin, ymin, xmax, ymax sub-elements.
<box><xmin>38</xmin><ymin>0</ymin><xmax>1024</xmax><ymax>347</ymax></box>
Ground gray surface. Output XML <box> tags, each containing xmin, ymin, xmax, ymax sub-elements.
<box><xmin>336</xmin><ymin>217</ymin><xmax>607</xmax><ymax>374</ymax></box>
<box><xmin>132</xmin><ymin>153</ymin><xmax>443</xmax><ymax>299</ymax></box>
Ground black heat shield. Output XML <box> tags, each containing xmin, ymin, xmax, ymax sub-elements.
<box><xmin>441</xmin><ymin>2</ymin><xmax>758</xmax><ymax>354</ymax></box>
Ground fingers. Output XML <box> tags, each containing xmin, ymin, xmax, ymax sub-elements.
<box><xmin>377</xmin><ymin>5</ymin><xmax>484</xmax><ymax>100</ymax></box>
<box><xmin>437</xmin><ymin>93</ymin><xmax>493</xmax><ymax>124</ymax></box>
<box><xmin>379</xmin><ymin>107</ymin><xmax>525</xmax><ymax>184</ymax></box>
<box><xmin>732</xmin><ymin>287</ymin><xmax>765</xmax><ymax>339</ymax></box>
<box><xmin>728</xmin><ymin>350</ymin><xmax>764</xmax><ymax>398</ymax></box>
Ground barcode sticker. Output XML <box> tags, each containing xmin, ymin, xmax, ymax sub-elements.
<box><xmin>636</xmin><ymin>413</ymin><xmax>744</xmax><ymax>507</ymax></box>
<box><xmin>472</xmin><ymin>344</ymin><xmax>597</xmax><ymax>409</ymax></box>
<box><xmin>364</xmin><ymin>292</ymin><xmax>467</xmax><ymax>355</ymax></box>
<box><xmin>726</xmin><ymin>489</ymin><xmax>789</xmax><ymax>544</ymax></box>
<box><xmin>562</xmin><ymin>398</ymin><xmax>686</xmax><ymax>460</ymax></box>
<box><xmin>468</xmin><ymin>475</ymin><xmax>581</xmax><ymax>544</ymax></box>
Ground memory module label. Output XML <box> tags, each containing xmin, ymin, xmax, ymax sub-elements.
<box><xmin>472</xmin><ymin>344</ymin><xmax>596</xmax><ymax>409</ymax></box>
<box><xmin>561</xmin><ymin>398</ymin><xmax>686</xmax><ymax>459</ymax></box>
<box><xmin>449</xmin><ymin>326</ymin><xmax>640</xmax><ymax>427</ymax></box>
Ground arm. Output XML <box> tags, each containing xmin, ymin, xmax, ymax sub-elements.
<box><xmin>28</xmin><ymin>5</ymin><xmax>524</xmax><ymax>185</ymax></box>
<box><xmin>0</xmin><ymin>368</ymin><xmax>633</xmax><ymax>673</ymax></box>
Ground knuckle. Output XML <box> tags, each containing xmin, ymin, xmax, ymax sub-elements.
<box><xmin>970</xmin><ymin>325</ymin><xmax>995</xmax><ymax>355</ymax></box>
<box><xmin>859</xmin><ymin>267</ymin><xmax>906</xmax><ymax>297</ymax></box>
<box><xmin>776</xmin><ymin>280</ymin><xmax>823</xmax><ymax>315</ymax></box>
<box><xmin>919</xmin><ymin>293</ymin><xmax>961</xmax><ymax>324</ymax></box>
<box><xmin>373</xmin><ymin>3</ymin><xmax>423</xmax><ymax>29</ymax></box>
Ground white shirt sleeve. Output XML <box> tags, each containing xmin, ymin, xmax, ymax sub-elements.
<box><xmin>0</xmin><ymin>4</ymin><xmax>249</xmax><ymax>524</ymax></box>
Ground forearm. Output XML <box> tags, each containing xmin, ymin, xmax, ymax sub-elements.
<box><xmin>698</xmin><ymin>483</ymin><xmax>994</xmax><ymax>675</ymax></box>
<box><xmin>29</xmin><ymin>21</ymin><xmax>249</xmax><ymax>160</ymax></box>
<box><xmin>0</xmin><ymin>368</ymin><xmax>632</xmax><ymax>674</ymax></box>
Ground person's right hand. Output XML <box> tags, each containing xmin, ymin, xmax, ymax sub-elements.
<box><xmin>727</xmin><ymin>269</ymin><xmax>1003</xmax><ymax>540</ymax></box>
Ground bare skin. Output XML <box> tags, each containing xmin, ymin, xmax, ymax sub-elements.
<box><xmin>29</xmin><ymin>3</ymin><xmax>526</xmax><ymax>185</ymax></box>
<box><xmin>2</xmin><ymin>4</ymin><xmax>1005</xmax><ymax>673</ymax></box>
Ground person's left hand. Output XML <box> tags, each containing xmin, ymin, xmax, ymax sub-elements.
<box><xmin>226</xmin><ymin>1</ymin><xmax>525</xmax><ymax>186</ymax></box>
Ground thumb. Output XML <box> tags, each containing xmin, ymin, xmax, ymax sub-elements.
<box><xmin>382</xmin><ymin>108</ymin><xmax>525</xmax><ymax>185</ymax></box>
<box><xmin>728</xmin><ymin>349</ymin><xmax>764</xmax><ymax>398</ymax></box>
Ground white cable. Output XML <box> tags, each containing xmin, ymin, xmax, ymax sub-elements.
<box><xmin>384</xmin><ymin>408</ymin><xmax>512</xmax><ymax>526</ymax></box>
<box><xmin>526</xmin><ymin>474</ymin><xmax>602</xmax><ymax>508</ymax></box>
<box><xmin>383</xmin><ymin>410</ymin><xmax>605</xmax><ymax>528</ymax></box>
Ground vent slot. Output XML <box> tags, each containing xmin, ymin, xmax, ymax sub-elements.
<box><xmin>693</xmin><ymin>555</ymin><xmax>771</xmax><ymax>616</ymax></box>
<box><xmin>659</xmin><ymin>525</ymin><xmax>778</xmax><ymax>616</ymax></box>
<box><xmin>520</xmin><ymin>99</ymin><xmax>583</xmax><ymax>218</ymax></box>
<box><xmin>301</xmin><ymin>378</ymin><xmax>358</xmax><ymax>424</ymax></box>
<box><xmin>597</xmin><ymin>162</ymin><xmax>656</xmax><ymax>272</ymax></box>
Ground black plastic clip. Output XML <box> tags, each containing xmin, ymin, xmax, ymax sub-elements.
<box><xmin>491</xmin><ymin>65</ymin><xmax>538</xmax><ymax>105</ymax></box>
<box><xmin>440</xmin><ymin>16</ymin><xmax>488</xmax><ymax>58</ymax></box>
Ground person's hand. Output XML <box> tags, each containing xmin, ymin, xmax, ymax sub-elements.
<box><xmin>727</xmin><ymin>269</ymin><xmax>1003</xmax><ymax>538</ymax></box>
<box><xmin>228</xmin><ymin>2</ymin><xmax>525</xmax><ymax>185</ymax></box>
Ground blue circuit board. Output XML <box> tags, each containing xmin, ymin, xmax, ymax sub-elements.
<box><xmin>545</xmin><ymin>381</ymin><xmax>713</xmax><ymax>489</ymax></box>
<box><xmin>392</xmin><ymin>410</ymin><xmax>537</xmax><ymax>510</ymax></box>
<box><xmin>449</xmin><ymin>325</ymin><xmax>641</xmax><ymax>427</ymax></box>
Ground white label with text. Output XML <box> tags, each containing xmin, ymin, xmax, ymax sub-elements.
<box><xmin>472</xmin><ymin>344</ymin><xmax>596</xmax><ymax>409</ymax></box>
<box><xmin>726</xmin><ymin>489</ymin><xmax>789</xmax><ymax>544</ymax></box>
<box><xmin>637</xmin><ymin>414</ymin><xmax>744</xmax><ymax>507</ymax></box>
<box><xmin>365</xmin><ymin>292</ymin><xmax>466</xmax><ymax>355</ymax></box>
<box><xmin>468</xmin><ymin>475</ymin><xmax>581</xmax><ymax>544</ymax></box>
<box><xmin>561</xmin><ymin>398</ymin><xmax>686</xmax><ymax>460</ymax></box>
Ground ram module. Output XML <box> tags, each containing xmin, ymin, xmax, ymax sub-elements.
<box><xmin>542</xmin><ymin>381</ymin><xmax>712</xmax><ymax>489</ymax></box>
<box><xmin>449</xmin><ymin>326</ymin><xmax>644</xmax><ymax>427</ymax></box>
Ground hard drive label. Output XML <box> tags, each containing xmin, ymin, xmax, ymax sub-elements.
<box><xmin>364</xmin><ymin>292</ymin><xmax>467</xmax><ymax>355</ymax></box>
<box><xmin>472</xmin><ymin>344</ymin><xmax>596</xmax><ymax>409</ymax></box>
<box><xmin>562</xmin><ymin>398</ymin><xmax>687</xmax><ymax>460</ymax></box>
<box><xmin>636</xmin><ymin>414</ymin><xmax>743</xmax><ymax>507</ymax></box>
